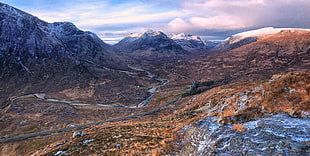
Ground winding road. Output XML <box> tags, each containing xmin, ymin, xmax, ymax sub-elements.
<box><xmin>0</xmin><ymin>96</ymin><xmax>181</xmax><ymax>143</ymax></box>
<box><xmin>8</xmin><ymin>60</ymin><xmax>170</xmax><ymax>109</ymax></box>
<box><xmin>1</xmin><ymin>61</ymin><xmax>194</xmax><ymax>143</ymax></box>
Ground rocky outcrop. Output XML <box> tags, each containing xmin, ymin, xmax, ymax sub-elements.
<box><xmin>180</xmin><ymin>72</ymin><xmax>310</xmax><ymax>155</ymax></box>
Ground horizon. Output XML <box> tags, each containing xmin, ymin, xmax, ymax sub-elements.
<box><xmin>2</xmin><ymin>0</ymin><xmax>310</xmax><ymax>44</ymax></box>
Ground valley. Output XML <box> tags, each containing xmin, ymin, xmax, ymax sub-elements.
<box><xmin>0</xmin><ymin>2</ymin><xmax>309</xmax><ymax>155</ymax></box>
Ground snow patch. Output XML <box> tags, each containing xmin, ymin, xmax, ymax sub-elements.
<box><xmin>169</xmin><ymin>33</ymin><xmax>202</xmax><ymax>41</ymax></box>
<box><xmin>225</xmin><ymin>27</ymin><xmax>310</xmax><ymax>43</ymax></box>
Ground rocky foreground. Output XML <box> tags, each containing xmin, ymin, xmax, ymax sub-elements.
<box><xmin>180</xmin><ymin>72</ymin><xmax>310</xmax><ymax>155</ymax></box>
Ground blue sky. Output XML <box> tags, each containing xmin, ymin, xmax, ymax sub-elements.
<box><xmin>2</xmin><ymin>0</ymin><xmax>310</xmax><ymax>44</ymax></box>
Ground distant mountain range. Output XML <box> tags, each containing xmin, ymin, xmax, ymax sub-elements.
<box><xmin>168</xmin><ymin>33</ymin><xmax>219</xmax><ymax>50</ymax></box>
<box><xmin>216</xmin><ymin>27</ymin><xmax>310</xmax><ymax>50</ymax></box>
<box><xmin>176</xmin><ymin>27</ymin><xmax>310</xmax><ymax>84</ymax></box>
<box><xmin>113</xmin><ymin>30</ymin><xmax>220</xmax><ymax>55</ymax></box>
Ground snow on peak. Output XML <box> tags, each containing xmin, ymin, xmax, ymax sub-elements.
<box><xmin>169</xmin><ymin>33</ymin><xmax>201</xmax><ymax>41</ymax></box>
<box><xmin>229</xmin><ymin>27</ymin><xmax>310</xmax><ymax>41</ymax></box>
<box><xmin>145</xmin><ymin>29</ymin><xmax>156</xmax><ymax>34</ymax></box>
<box><xmin>142</xmin><ymin>29</ymin><xmax>163</xmax><ymax>37</ymax></box>
<box><xmin>125</xmin><ymin>33</ymin><xmax>142</xmax><ymax>38</ymax></box>
<box><xmin>124</xmin><ymin>30</ymin><xmax>163</xmax><ymax>39</ymax></box>
<box><xmin>0</xmin><ymin>2</ymin><xmax>35</xmax><ymax>19</ymax></box>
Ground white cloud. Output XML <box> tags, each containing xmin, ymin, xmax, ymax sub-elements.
<box><xmin>77</xmin><ymin>10</ymin><xmax>182</xmax><ymax>27</ymax></box>
<box><xmin>167</xmin><ymin>18</ymin><xmax>192</xmax><ymax>32</ymax></box>
<box><xmin>12</xmin><ymin>0</ymin><xmax>310</xmax><ymax>42</ymax></box>
<box><xmin>189</xmin><ymin>16</ymin><xmax>246</xmax><ymax>30</ymax></box>
<box><xmin>180</xmin><ymin>0</ymin><xmax>310</xmax><ymax>29</ymax></box>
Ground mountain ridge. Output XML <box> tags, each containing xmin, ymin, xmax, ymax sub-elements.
<box><xmin>0</xmin><ymin>2</ymin><xmax>310</xmax><ymax>155</ymax></box>
<box><xmin>216</xmin><ymin>27</ymin><xmax>310</xmax><ymax>50</ymax></box>
<box><xmin>113</xmin><ymin>29</ymin><xmax>186</xmax><ymax>58</ymax></box>
<box><xmin>0</xmin><ymin>2</ymin><xmax>122</xmax><ymax>107</ymax></box>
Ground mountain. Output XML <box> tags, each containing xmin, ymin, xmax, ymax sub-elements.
<box><xmin>216</xmin><ymin>27</ymin><xmax>310</xmax><ymax>50</ymax></box>
<box><xmin>0</xmin><ymin>2</ymin><xmax>120</xmax><ymax>106</ymax></box>
<box><xmin>113</xmin><ymin>30</ymin><xmax>186</xmax><ymax>58</ymax></box>
<box><xmin>0</xmin><ymin>2</ymin><xmax>111</xmax><ymax>60</ymax></box>
<box><xmin>1</xmin><ymin>3</ymin><xmax>310</xmax><ymax>155</ymax></box>
<box><xmin>168</xmin><ymin>33</ymin><xmax>206</xmax><ymax>50</ymax></box>
<box><xmin>168</xmin><ymin>33</ymin><xmax>219</xmax><ymax>51</ymax></box>
<box><xmin>171</xmin><ymin>27</ymin><xmax>310</xmax><ymax>85</ymax></box>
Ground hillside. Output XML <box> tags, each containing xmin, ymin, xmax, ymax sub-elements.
<box><xmin>0</xmin><ymin>3</ymin><xmax>309</xmax><ymax>155</ymax></box>
<box><xmin>171</xmin><ymin>28</ymin><xmax>310</xmax><ymax>84</ymax></box>
<box><xmin>4</xmin><ymin>72</ymin><xmax>308</xmax><ymax>155</ymax></box>
<box><xmin>0</xmin><ymin>3</ymin><xmax>139</xmax><ymax>109</ymax></box>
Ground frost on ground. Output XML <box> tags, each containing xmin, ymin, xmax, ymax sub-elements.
<box><xmin>181</xmin><ymin>114</ymin><xmax>310</xmax><ymax>156</ymax></box>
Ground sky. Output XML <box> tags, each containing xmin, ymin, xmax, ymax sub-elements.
<box><xmin>2</xmin><ymin>0</ymin><xmax>310</xmax><ymax>44</ymax></box>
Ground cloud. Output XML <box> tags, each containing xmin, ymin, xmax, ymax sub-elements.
<box><xmin>189</xmin><ymin>16</ymin><xmax>245</xmax><ymax>30</ymax></box>
<box><xmin>180</xmin><ymin>0</ymin><xmax>310</xmax><ymax>29</ymax></box>
<box><xmin>167</xmin><ymin>18</ymin><xmax>192</xmax><ymax>32</ymax></box>
<box><xmin>3</xmin><ymin>0</ymin><xmax>310</xmax><ymax>42</ymax></box>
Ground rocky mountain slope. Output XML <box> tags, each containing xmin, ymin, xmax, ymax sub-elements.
<box><xmin>168</xmin><ymin>33</ymin><xmax>220</xmax><ymax>51</ymax></box>
<box><xmin>0</xmin><ymin>2</ymin><xmax>112</xmax><ymax>63</ymax></box>
<box><xmin>168</xmin><ymin>33</ymin><xmax>212</xmax><ymax>51</ymax></box>
<box><xmin>113</xmin><ymin>30</ymin><xmax>186</xmax><ymax>58</ymax></box>
<box><xmin>0</xmin><ymin>3</ymin><xmax>126</xmax><ymax>107</ymax></box>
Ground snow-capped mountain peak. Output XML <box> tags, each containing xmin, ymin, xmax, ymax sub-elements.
<box><xmin>168</xmin><ymin>33</ymin><xmax>210</xmax><ymax>50</ymax></box>
<box><xmin>169</xmin><ymin>33</ymin><xmax>202</xmax><ymax>41</ymax></box>
<box><xmin>226</xmin><ymin>27</ymin><xmax>310</xmax><ymax>43</ymax></box>
<box><xmin>217</xmin><ymin>27</ymin><xmax>310</xmax><ymax>50</ymax></box>
<box><xmin>126</xmin><ymin>33</ymin><xmax>142</xmax><ymax>38</ymax></box>
<box><xmin>141</xmin><ymin>29</ymin><xmax>164</xmax><ymax>38</ymax></box>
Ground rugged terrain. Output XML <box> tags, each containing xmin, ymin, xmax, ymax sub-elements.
<box><xmin>171</xmin><ymin>28</ymin><xmax>310</xmax><ymax>83</ymax></box>
<box><xmin>113</xmin><ymin>30</ymin><xmax>186</xmax><ymax>59</ymax></box>
<box><xmin>1</xmin><ymin>72</ymin><xmax>308</xmax><ymax>155</ymax></box>
<box><xmin>0</xmin><ymin>2</ymin><xmax>151</xmax><ymax>110</ymax></box>
<box><xmin>0</xmin><ymin>2</ymin><xmax>310</xmax><ymax>156</ymax></box>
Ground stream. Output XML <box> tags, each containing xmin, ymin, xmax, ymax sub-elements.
<box><xmin>14</xmin><ymin>60</ymin><xmax>170</xmax><ymax>108</ymax></box>
<box><xmin>128</xmin><ymin>65</ymin><xmax>170</xmax><ymax>108</ymax></box>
